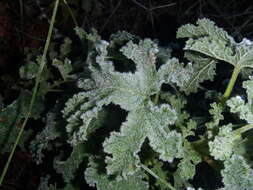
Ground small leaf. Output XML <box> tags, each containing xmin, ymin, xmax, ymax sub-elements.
<box><xmin>85</xmin><ymin>157</ymin><xmax>149</xmax><ymax>190</ymax></box>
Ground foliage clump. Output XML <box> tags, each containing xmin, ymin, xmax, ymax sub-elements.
<box><xmin>1</xmin><ymin>18</ymin><xmax>253</xmax><ymax>190</ymax></box>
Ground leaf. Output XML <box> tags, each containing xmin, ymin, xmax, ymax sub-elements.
<box><xmin>37</xmin><ymin>175</ymin><xmax>78</xmax><ymax>190</ymax></box>
<box><xmin>54</xmin><ymin>144</ymin><xmax>88</xmax><ymax>183</ymax></box>
<box><xmin>157</xmin><ymin>58</ymin><xmax>191</xmax><ymax>89</ymax></box>
<box><xmin>158</xmin><ymin>52</ymin><xmax>216</xmax><ymax>94</ymax></box>
<box><xmin>150</xmin><ymin>160</ymin><xmax>170</xmax><ymax>190</ymax></box>
<box><xmin>208</xmin><ymin>124</ymin><xmax>241</xmax><ymax>161</ymax></box>
<box><xmin>0</xmin><ymin>90</ymin><xmax>44</xmax><ymax>153</ymax></box>
<box><xmin>30</xmin><ymin>112</ymin><xmax>61</xmax><ymax>164</ymax></box>
<box><xmin>205</xmin><ymin>102</ymin><xmax>224</xmax><ymax>130</ymax></box>
<box><xmin>177</xmin><ymin>18</ymin><xmax>253</xmax><ymax>68</ymax></box>
<box><xmin>103</xmin><ymin>109</ymin><xmax>147</xmax><ymax>178</ymax></box>
<box><xmin>63</xmin><ymin>39</ymin><xmax>161</xmax><ymax>145</ymax></box>
<box><xmin>176</xmin><ymin>141</ymin><xmax>201</xmax><ymax>180</ymax></box>
<box><xmin>221</xmin><ymin>154</ymin><xmax>253</xmax><ymax>190</ymax></box>
<box><xmin>103</xmin><ymin>102</ymin><xmax>179</xmax><ymax>178</ymax></box>
<box><xmin>52</xmin><ymin>58</ymin><xmax>74</xmax><ymax>81</ymax></box>
<box><xmin>180</xmin><ymin>52</ymin><xmax>217</xmax><ymax>94</ymax></box>
<box><xmin>227</xmin><ymin>76</ymin><xmax>253</xmax><ymax>123</ymax></box>
<box><xmin>60</xmin><ymin>37</ymin><xmax>72</xmax><ymax>58</ymax></box>
<box><xmin>177</xmin><ymin>18</ymin><xmax>235</xmax><ymax>65</ymax></box>
<box><xmin>19</xmin><ymin>61</ymin><xmax>39</xmax><ymax>79</ymax></box>
<box><xmin>85</xmin><ymin>157</ymin><xmax>149</xmax><ymax>190</ymax></box>
<box><xmin>20</xmin><ymin>56</ymin><xmax>52</xmax><ymax>81</ymax></box>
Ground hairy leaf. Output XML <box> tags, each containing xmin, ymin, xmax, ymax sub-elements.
<box><xmin>221</xmin><ymin>154</ymin><xmax>253</xmax><ymax>190</ymax></box>
<box><xmin>177</xmin><ymin>18</ymin><xmax>253</xmax><ymax>68</ymax></box>
<box><xmin>209</xmin><ymin>124</ymin><xmax>241</xmax><ymax>161</ymax></box>
<box><xmin>54</xmin><ymin>144</ymin><xmax>88</xmax><ymax>183</ymax></box>
<box><xmin>85</xmin><ymin>157</ymin><xmax>149</xmax><ymax>190</ymax></box>
<box><xmin>227</xmin><ymin>76</ymin><xmax>253</xmax><ymax>123</ymax></box>
<box><xmin>103</xmin><ymin>102</ymin><xmax>179</xmax><ymax>178</ymax></box>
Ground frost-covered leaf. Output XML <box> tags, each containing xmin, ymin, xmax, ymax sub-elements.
<box><xmin>19</xmin><ymin>61</ymin><xmax>39</xmax><ymax>79</ymax></box>
<box><xmin>177</xmin><ymin>18</ymin><xmax>253</xmax><ymax>68</ymax></box>
<box><xmin>0</xmin><ymin>90</ymin><xmax>44</xmax><ymax>153</ymax></box>
<box><xmin>30</xmin><ymin>112</ymin><xmax>61</xmax><ymax>164</ymax></box>
<box><xmin>63</xmin><ymin>39</ymin><xmax>161</xmax><ymax>145</ymax></box>
<box><xmin>37</xmin><ymin>175</ymin><xmax>78</xmax><ymax>190</ymax></box>
<box><xmin>20</xmin><ymin>57</ymin><xmax>51</xmax><ymax>81</ymax></box>
<box><xmin>209</xmin><ymin>124</ymin><xmax>241</xmax><ymax>161</ymax></box>
<box><xmin>206</xmin><ymin>102</ymin><xmax>224</xmax><ymax>130</ymax></box>
<box><xmin>177</xmin><ymin>18</ymin><xmax>235</xmax><ymax>65</ymax></box>
<box><xmin>52</xmin><ymin>58</ymin><xmax>74</xmax><ymax>81</ymax></box>
<box><xmin>54</xmin><ymin>144</ymin><xmax>88</xmax><ymax>183</ymax></box>
<box><xmin>85</xmin><ymin>157</ymin><xmax>149</xmax><ymax>190</ymax></box>
<box><xmin>227</xmin><ymin>96</ymin><xmax>253</xmax><ymax>123</ymax></box>
<box><xmin>221</xmin><ymin>154</ymin><xmax>253</xmax><ymax>190</ymax></box>
<box><xmin>150</xmin><ymin>160</ymin><xmax>169</xmax><ymax>190</ymax></box>
<box><xmin>158</xmin><ymin>52</ymin><xmax>216</xmax><ymax>94</ymax></box>
<box><xmin>175</xmin><ymin>141</ymin><xmax>201</xmax><ymax>181</ymax></box>
<box><xmin>227</xmin><ymin>77</ymin><xmax>253</xmax><ymax>123</ymax></box>
<box><xmin>109</xmin><ymin>31</ymin><xmax>139</xmax><ymax>48</ymax></box>
<box><xmin>74</xmin><ymin>27</ymin><xmax>101</xmax><ymax>43</ymax></box>
<box><xmin>158</xmin><ymin>58</ymin><xmax>191</xmax><ymax>88</ymax></box>
<box><xmin>103</xmin><ymin>109</ymin><xmax>148</xmax><ymax>177</ymax></box>
<box><xmin>180</xmin><ymin>52</ymin><xmax>217</xmax><ymax>94</ymax></box>
<box><xmin>103</xmin><ymin>102</ymin><xmax>179</xmax><ymax>177</ymax></box>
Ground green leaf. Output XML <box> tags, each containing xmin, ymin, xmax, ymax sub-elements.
<box><xmin>158</xmin><ymin>58</ymin><xmax>191</xmax><ymax>89</ymax></box>
<box><xmin>227</xmin><ymin>76</ymin><xmax>253</xmax><ymax>123</ymax></box>
<box><xmin>150</xmin><ymin>160</ymin><xmax>170</xmax><ymax>190</ymax></box>
<box><xmin>103</xmin><ymin>102</ymin><xmax>179</xmax><ymax>178</ymax></box>
<box><xmin>60</xmin><ymin>37</ymin><xmax>72</xmax><ymax>58</ymax></box>
<box><xmin>208</xmin><ymin>124</ymin><xmax>241</xmax><ymax>161</ymax></box>
<box><xmin>30</xmin><ymin>112</ymin><xmax>61</xmax><ymax>164</ymax></box>
<box><xmin>221</xmin><ymin>154</ymin><xmax>253</xmax><ymax>190</ymax></box>
<box><xmin>103</xmin><ymin>109</ymin><xmax>147</xmax><ymax>177</ymax></box>
<box><xmin>0</xmin><ymin>90</ymin><xmax>44</xmax><ymax>153</ymax></box>
<box><xmin>54</xmin><ymin>144</ymin><xmax>88</xmax><ymax>183</ymax></box>
<box><xmin>176</xmin><ymin>141</ymin><xmax>201</xmax><ymax>180</ymax></box>
<box><xmin>85</xmin><ymin>157</ymin><xmax>149</xmax><ymax>190</ymax></box>
<box><xmin>205</xmin><ymin>102</ymin><xmax>224</xmax><ymax>130</ymax></box>
<box><xmin>19</xmin><ymin>61</ymin><xmax>39</xmax><ymax>79</ymax></box>
<box><xmin>180</xmin><ymin>52</ymin><xmax>217</xmax><ymax>94</ymax></box>
<box><xmin>63</xmin><ymin>39</ymin><xmax>161</xmax><ymax>145</ymax></box>
<box><xmin>177</xmin><ymin>18</ymin><xmax>235</xmax><ymax>65</ymax></box>
<box><xmin>177</xmin><ymin>18</ymin><xmax>253</xmax><ymax>68</ymax></box>
<box><xmin>52</xmin><ymin>58</ymin><xmax>74</xmax><ymax>81</ymax></box>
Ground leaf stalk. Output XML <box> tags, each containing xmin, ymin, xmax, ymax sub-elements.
<box><xmin>221</xmin><ymin>65</ymin><xmax>241</xmax><ymax>104</ymax></box>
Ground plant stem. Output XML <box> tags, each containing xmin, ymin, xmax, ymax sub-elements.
<box><xmin>0</xmin><ymin>0</ymin><xmax>60</xmax><ymax>185</ymax></box>
<box><xmin>139</xmin><ymin>163</ymin><xmax>177</xmax><ymax>190</ymax></box>
<box><xmin>221</xmin><ymin>65</ymin><xmax>241</xmax><ymax>104</ymax></box>
<box><xmin>62</xmin><ymin>0</ymin><xmax>78</xmax><ymax>27</ymax></box>
<box><xmin>154</xmin><ymin>91</ymin><xmax>160</xmax><ymax>105</ymax></box>
<box><xmin>235</xmin><ymin>124</ymin><xmax>253</xmax><ymax>134</ymax></box>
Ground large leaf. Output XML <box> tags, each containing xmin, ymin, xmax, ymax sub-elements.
<box><xmin>177</xmin><ymin>18</ymin><xmax>253</xmax><ymax>68</ymax></box>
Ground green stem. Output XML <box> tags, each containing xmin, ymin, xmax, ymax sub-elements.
<box><xmin>0</xmin><ymin>0</ymin><xmax>60</xmax><ymax>185</ymax></box>
<box><xmin>221</xmin><ymin>65</ymin><xmax>241</xmax><ymax>104</ymax></box>
<box><xmin>234</xmin><ymin>124</ymin><xmax>253</xmax><ymax>135</ymax></box>
<box><xmin>62</xmin><ymin>0</ymin><xmax>78</xmax><ymax>27</ymax></box>
<box><xmin>154</xmin><ymin>91</ymin><xmax>160</xmax><ymax>105</ymax></box>
<box><xmin>139</xmin><ymin>163</ymin><xmax>177</xmax><ymax>190</ymax></box>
